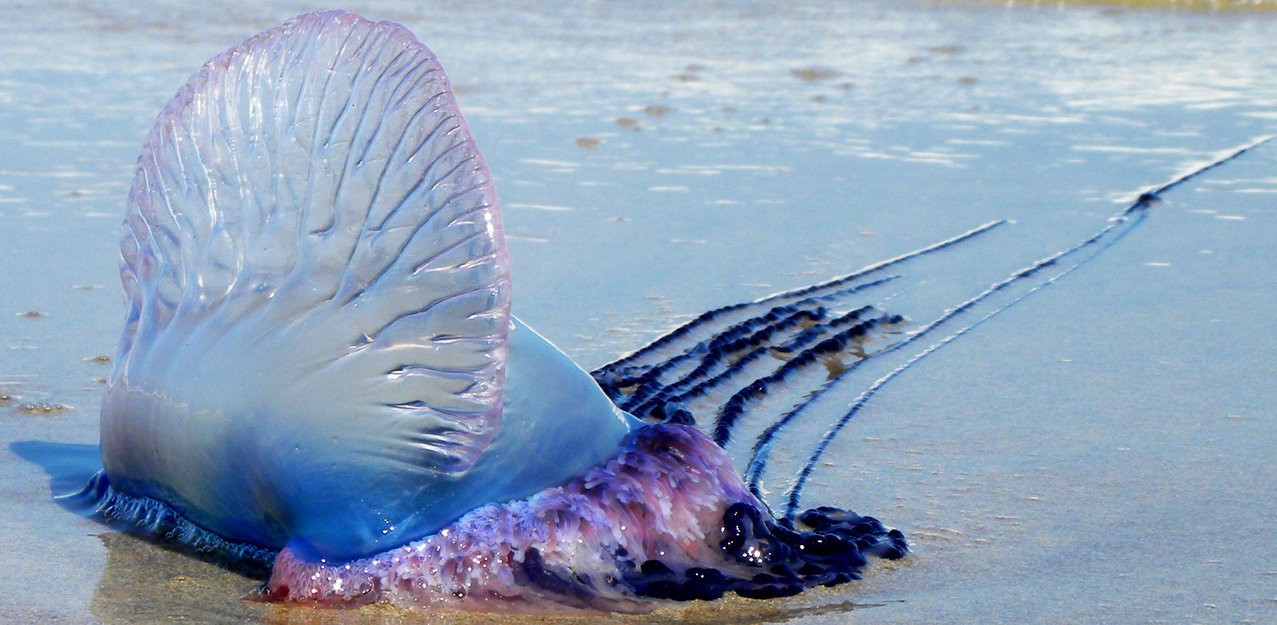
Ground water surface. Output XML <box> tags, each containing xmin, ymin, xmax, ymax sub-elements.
<box><xmin>2</xmin><ymin>1</ymin><xmax>1275</xmax><ymax>623</ymax></box>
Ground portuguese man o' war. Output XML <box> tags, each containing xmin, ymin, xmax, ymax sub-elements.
<box><xmin>74</xmin><ymin>10</ymin><xmax>1271</xmax><ymax>614</ymax></box>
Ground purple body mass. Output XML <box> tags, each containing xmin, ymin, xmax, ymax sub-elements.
<box><xmin>267</xmin><ymin>425</ymin><xmax>903</xmax><ymax>611</ymax></box>
<box><xmin>88</xmin><ymin>10</ymin><xmax>906</xmax><ymax>613</ymax></box>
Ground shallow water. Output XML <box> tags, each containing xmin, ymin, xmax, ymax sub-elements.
<box><xmin>2</xmin><ymin>1</ymin><xmax>1276</xmax><ymax>623</ymax></box>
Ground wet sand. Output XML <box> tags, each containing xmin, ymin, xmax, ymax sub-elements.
<box><xmin>2</xmin><ymin>1</ymin><xmax>1276</xmax><ymax>623</ymax></box>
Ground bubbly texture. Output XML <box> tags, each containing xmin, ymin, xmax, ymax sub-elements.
<box><xmin>78</xmin><ymin>425</ymin><xmax>904</xmax><ymax>612</ymax></box>
<box><xmin>265</xmin><ymin>424</ymin><xmax>905</xmax><ymax>612</ymax></box>
<box><xmin>85</xmin><ymin>9</ymin><xmax>908</xmax><ymax>614</ymax></box>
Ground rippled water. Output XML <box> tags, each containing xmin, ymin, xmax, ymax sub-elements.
<box><xmin>2</xmin><ymin>1</ymin><xmax>1275</xmax><ymax>623</ymax></box>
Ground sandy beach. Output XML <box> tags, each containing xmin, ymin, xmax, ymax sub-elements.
<box><xmin>1</xmin><ymin>1</ymin><xmax>1275</xmax><ymax>623</ymax></box>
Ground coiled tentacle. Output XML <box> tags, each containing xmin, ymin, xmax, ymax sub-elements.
<box><xmin>630</xmin><ymin>305</ymin><xmax>881</xmax><ymax>423</ymax></box>
<box><xmin>264</xmin><ymin>425</ymin><xmax>906</xmax><ymax>611</ymax></box>
<box><xmin>84</xmin><ymin>10</ymin><xmax>908</xmax><ymax>613</ymax></box>
<box><xmin>77</xmin><ymin>4</ymin><xmax>1276</xmax><ymax>614</ymax></box>
<box><xmin>591</xmin><ymin>221</ymin><xmax>1004</xmax><ymax>389</ymax></box>
<box><xmin>596</xmin><ymin>276</ymin><xmax>899</xmax><ymax>403</ymax></box>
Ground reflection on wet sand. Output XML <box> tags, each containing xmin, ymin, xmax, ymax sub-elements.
<box><xmin>3</xmin><ymin>0</ymin><xmax>1277</xmax><ymax>623</ymax></box>
<box><xmin>90</xmin><ymin>530</ymin><xmax>900</xmax><ymax>625</ymax></box>
<box><xmin>92</xmin><ymin>533</ymin><xmax>266</xmax><ymax>624</ymax></box>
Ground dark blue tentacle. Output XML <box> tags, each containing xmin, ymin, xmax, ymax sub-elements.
<box><xmin>599</xmin><ymin>302</ymin><xmax>812</xmax><ymax>401</ymax></box>
<box><xmin>598</xmin><ymin>276</ymin><xmax>898</xmax><ymax>408</ymax></box>
<box><xmin>779</xmin><ymin>134</ymin><xmax>1274</xmax><ymax>518</ymax></box>
<box><xmin>591</xmin><ymin>221</ymin><xmax>1005</xmax><ymax>386</ymax></box>
<box><xmin>618</xmin><ymin>306</ymin><xmax>829</xmax><ymax>413</ymax></box>
<box><xmin>625</xmin><ymin>501</ymin><xmax>906</xmax><ymax>603</ymax></box>
<box><xmin>782</xmin><ymin>208</ymin><xmax>1150</xmax><ymax>518</ymax></box>
<box><xmin>624</xmin><ymin>304</ymin><xmax>853</xmax><ymax>419</ymax></box>
<box><xmin>657</xmin><ymin>305</ymin><xmax>878</xmax><ymax>414</ymax></box>
<box><xmin>711</xmin><ymin>311</ymin><xmax>904</xmax><ymax>446</ymax></box>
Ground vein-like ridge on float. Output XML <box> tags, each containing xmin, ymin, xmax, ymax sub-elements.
<box><xmin>86</xmin><ymin>10</ymin><xmax>906</xmax><ymax>613</ymax></box>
